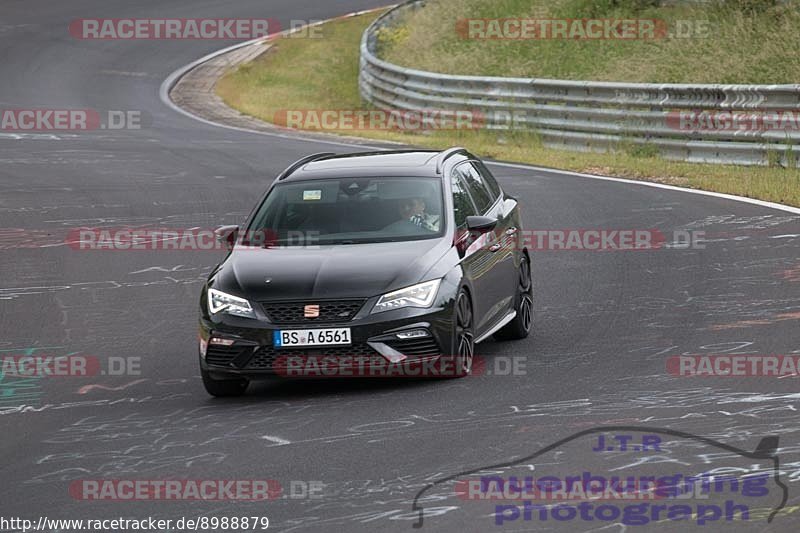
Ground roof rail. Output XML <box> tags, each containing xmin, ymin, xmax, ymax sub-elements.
<box><xmin>435</xmin><ymin>147</ymin><xmax>468</xmax><ymax>174</ymax></box>
<box><xmin>277</xmin><ymin>152</ymin><xmax>336</xmax><ymax>181</ymax></box>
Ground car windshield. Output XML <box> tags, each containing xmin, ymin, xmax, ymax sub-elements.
<box><xmin>245</xmin><ymin>177</ymin><xmax>445</xmax><ymax>246</ymax></box>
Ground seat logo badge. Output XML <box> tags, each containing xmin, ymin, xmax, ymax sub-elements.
<box><xmin>304</xmin><ymin>304</ymin><xmax>320</xmax><ymax>318</ymax></box>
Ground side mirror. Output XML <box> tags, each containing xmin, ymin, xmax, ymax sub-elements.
<box><xmin>465</xmin><ymin>216</ymin><xmax>497</xmax><ymax>233</ymax></box>
<box><xmin>214</xmin><ymin>225</ymin><xmax>239</xmax><ymax>250</ymax></box>
<box><xmin>455</xmin><ymin>217</ymin><xmax>498</xmax><ymax>257</ymax></box>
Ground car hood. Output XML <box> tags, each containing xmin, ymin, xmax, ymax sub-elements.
<box><xmin>214</xmin><ymin>239</ymin><xmax>450</xmax><ymax>301</ymax></box>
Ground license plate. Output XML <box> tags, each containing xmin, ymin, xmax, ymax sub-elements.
<box><xmin>274</xmin><ymin>328</ymin><xmax>351</xmax><ymax>347</ymax></box>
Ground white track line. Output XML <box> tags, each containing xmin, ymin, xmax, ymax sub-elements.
<box><xmin>158</xmin><ymin>7</ymin><xmax>391</xmax><ymax>151</ymax></box>
<box><xmin>491</xmin><ymin>161</ymin><xmax>800</xmax><ymax>215</ymax></box>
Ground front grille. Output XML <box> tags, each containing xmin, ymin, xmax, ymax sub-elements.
<box><xmin>385</xmin><ymin>337</ymin><xmax>441</xmax><ymax>357</ymax></box>
<box><xmin>246</xmin><ymin>343</ymin><xmax>381</xmax><ymax>370</ymax></box>
<box><xmin>261</xmin><ymin>299</ymin><xmax>366</xmax><ymax>325</ymax></box>
<box><xmin>205</xmin><ymin>345</ymin><xmax>250</xmax><ymax>367</ymax></box>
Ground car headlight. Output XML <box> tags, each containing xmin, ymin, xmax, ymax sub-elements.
<box><xmin>207</xmin><ymin>288</ymin><xmax>256</xmax><ymax>318</ymax></box>
<box><xmin>372</xmin><ymin>279</ymin><xmax>441</xmax><ymax>314</ymax></box>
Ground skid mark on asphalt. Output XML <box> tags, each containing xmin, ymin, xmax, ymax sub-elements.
<box><xmin>31</xmin><ymin>388</ymin><xmax>800</xmax><ymax>451</ymax></box>
<box><xmin>0</xmin><ymin>133</ymin><xmax>64</xmax><ymax>140</ymax></box>
<box><xmin>0</xmin><ymin>275</ymin><xmax>207</xmax><ymax>300</ymax></box>
<box><xmin>261</xmin><ymin>435</ymin><xmax>292</xmax><ymax>446</ymax></box>
<box><xmin>681</xmin><ymin>214</ymin><xmax>800</xmax><ymax>231</ymax></box>
<box><xmin>77</xmin><ymin>379</ymin><xmax>149</xmax><ymax>395</ymax></box>
<box><xmin>128</xmin><ymin>264</ymin><xmax>199</xmax><ymax>275</ymax></box>
<box><xmin>0</xmin><ymin>393</ymin><xmax>191</xmax><ymax>416</ymax></box>
<box><xmin>782</xmin><ymin>264</ymin><xmax>800</xmax><ymax>282</ymax></box>
<box><xmin>709</xmin><ymin>311</ymin><xmax>800</xmax><ymax>330</ymax></box>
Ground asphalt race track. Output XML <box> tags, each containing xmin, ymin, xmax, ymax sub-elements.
<box><xmin>1</xmin><ymin>1</ymin><xmax>800</xmax><ymax>531</ymax></box>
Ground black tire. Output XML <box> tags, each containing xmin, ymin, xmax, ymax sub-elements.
<box><xmin>450</xmin><ymin>289</ymin><xmax>475</xmax><ymax>378</ymax></box>
<box><xmin>201</xmin><ymin>368</ymin><xmax>249</xmax><ymax>397</ymax></box>
<box><xmin>494</xmin><ymin>253</ymin><xmax>533</xmax><ymax>341</ymax></box>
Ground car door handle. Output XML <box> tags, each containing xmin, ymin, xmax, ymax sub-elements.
<box><xmin>505</xmin><ymin>227</ymin><xmax>518</xmax><ymax>236</ymax></box>
<box><xmin>488</xmin><ymin>243</ymin><xmax>502</xmax><ymax>252</ymax></box>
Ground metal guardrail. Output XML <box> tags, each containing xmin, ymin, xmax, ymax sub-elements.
<box><xmin>359</xmin><ymin>0</ymin><xmax>800</xmax><ymax>166</ymax></box>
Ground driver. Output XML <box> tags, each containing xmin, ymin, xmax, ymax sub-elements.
<box><xmin>398</xmin><ymin>196</ymin><xmax>440</xmax><ymax>231</ymax></box>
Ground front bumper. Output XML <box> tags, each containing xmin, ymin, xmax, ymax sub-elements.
<box><xmin>199</xmin><ymin>301</ymin><xmax>455</xmax><ymax>380</ymax></box>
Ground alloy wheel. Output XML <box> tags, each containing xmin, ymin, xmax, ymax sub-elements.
<box><xmin>455</xmin><ymin>291</ymin><xmax>475</xmax><ymax>375</ymax></box>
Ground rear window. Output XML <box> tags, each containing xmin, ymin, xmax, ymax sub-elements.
<box><xmin>246</xmin><ymin>177</ymin><xmax>444</xmax><ymax>246</ymax></box>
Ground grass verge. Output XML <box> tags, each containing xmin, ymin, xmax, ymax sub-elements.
<box><xmin>380</xmin><ymin>0</ymin><xmax>800</xmax><ymax>83</ymax></box>
<box><xmin>216</xmin><ymin>10</ymin><xmax>800</xmax><ymax>207</ymax></box>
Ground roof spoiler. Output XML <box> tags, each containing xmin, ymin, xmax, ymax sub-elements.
<box><xmin>435</xmin><ymin>147</ymin><xmax>469</xmax><ymax>174</ymax></box>
<box><xmin>277</xmin><ymin>152</ymin><xmax>336</xmax><ymax>181</ymax></box>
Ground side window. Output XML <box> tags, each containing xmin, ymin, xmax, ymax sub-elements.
<box><xmin>450</xmin><ymin>171</ymin><xmax>478</xmax><ymax>228</ymax></box>
<box><xmin>471</xmin><ymin>160</ymin><xmax>502</xmax><ymax>199</ymax></box>
<box><xmin>457</xmin><ymin>163</ymin><xmax>495</xmax><ymax>214</ymax></box>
